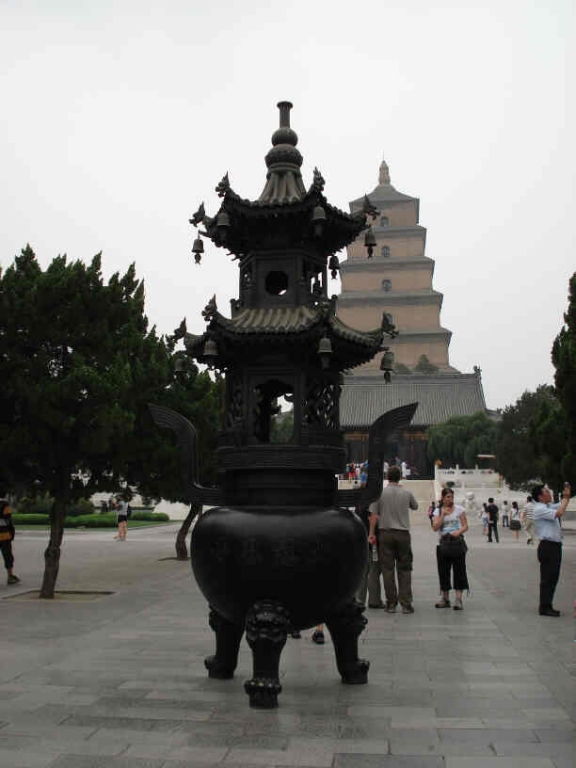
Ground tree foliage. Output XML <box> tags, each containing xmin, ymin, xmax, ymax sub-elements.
<box><xmin>414</xmin><ymin>354</ymin><xmax>439</xmax><ymax>374</ymax></box>
<box><xmin>427</xmin><ymin>411</ymin><xmax>497</xmax><ymax>468</ymax></box>
<box><xmin>128</xmin><ymin>356</ymin><xmax>224</xmax><ymax>503</ymax></box>
<box><xmin>0</xmin><ymin>246</ymin><xmax>222</xmax><ymax>595</ymax></box>
<box><xmin>270</xmin><ymin>409</ymin><xmax>294</xmax><ymax>444</ymax></box>
<box><xmin>552</xmin><ymin>272</ymin><xmax>576</xmax><ymax>483</ymax></box>
<box><xmin>494</xmin><ymin>385</ymin><xmax>565</xmax><ymax>490</ymax></box>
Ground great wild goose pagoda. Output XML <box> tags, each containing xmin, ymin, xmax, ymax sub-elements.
<box><xmin>338</xmin><ymin>160</ymin><xmax>487</xmax><ymax>474</ymax></box>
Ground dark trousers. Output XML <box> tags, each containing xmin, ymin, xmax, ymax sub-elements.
<box><xmin>377</xmin><ymin>529</ymin><xmax>413</xmax><ymax>607</ymax></box>
<box><xmin>537</xmin><ymin>540</ymin><xmax>562</xmax><ymax>610</ymax></box>
<box><xmin>0</xmin><ymin>540</ymin><xmax>14</xmax><ymax>570</ymax></box>
<box><xmin>356</xmin><ymin>555</ymin><xmax>383</xmax><ymax>606</ymax></box>
<box><xmin>436</xmin><ymin>546</ymin><xmax>469</xmax><ymax>592</ymax></box>
<box><xmin>488</xmin><ymin>522</ymin><xmax>499</xmax><ymax>542</ymax></box>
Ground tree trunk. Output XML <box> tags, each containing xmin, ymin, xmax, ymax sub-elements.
<box><xmin>40</xmin><ymin>502</ymin><xmax>66</xmax><ymax>599</ymax></box>
<box><xmin>175</xmin><ymin>501</ymin><xmax>201</xmax><ymax>560</ymax></box>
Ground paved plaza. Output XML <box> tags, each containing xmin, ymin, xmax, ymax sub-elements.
<box><xmin>0</xmin><ymin>516</ymin><xmax>574</xmax><ymax>768</ymax></box>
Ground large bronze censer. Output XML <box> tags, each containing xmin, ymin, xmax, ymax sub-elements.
<box><xmin>151</xmin><ymin>102</ymin><xmax>416</xmax><ymax>708</ymax></box>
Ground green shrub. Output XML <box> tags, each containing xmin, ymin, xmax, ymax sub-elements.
<box><xmin>14</xmin><ymin>495</ymin><xmax>94</xmax><ymax>517</ymax></box>
<box><xmin>15</xmin><ymin>493</ymin><xmax>54</xmax><ymax>515</ymax></box>
<box><xmin>131</xmin><ymin>511</ymin><xmax>169</xmax><ymax>522</ymax></box>
<box><xmin>12</xmin><ymin>513</ymin><xmax>50</xmax><ymax>525</ymax></box>
<box><xmin>66</xmin><ymin>498</ymin><xmax>95</xmax><ymax>517</ymax></box>
<box><xmin>12</xmin><ymin>511</ymin><xmax>170</xmax><ymax>527</ymax></box>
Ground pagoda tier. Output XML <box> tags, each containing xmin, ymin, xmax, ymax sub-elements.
<box><xmin>339</xmin><ymin>160</ymin><xmax>457</xmax><ymax>373</ymax></box>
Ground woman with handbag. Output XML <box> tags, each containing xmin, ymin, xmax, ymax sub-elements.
<box><xmin>432</xmin><ymin>488</ymin><xmax>469</xmax><ymax>610</ymax></box>
<box><xmin>509</xmin><ymin>501</ymin><xmax>521</xmax><ymax>541</ymax></box>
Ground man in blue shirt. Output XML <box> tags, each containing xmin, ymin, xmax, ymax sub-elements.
<box><xmin>531</xmin><ymin>482</ymin><xmax>571</xmax><ymax>617</ymax></box>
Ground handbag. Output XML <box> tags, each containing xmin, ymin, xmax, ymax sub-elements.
<box><xmin>438</xmin><ymin>533</ymin><xmax>467</xmax><ymax>558</ymax></box>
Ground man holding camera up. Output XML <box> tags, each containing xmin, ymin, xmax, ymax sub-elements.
<box><xmin>531</xmin><ymin>482</ymin><xmax>571</xmax><ymax>617</ymax></box>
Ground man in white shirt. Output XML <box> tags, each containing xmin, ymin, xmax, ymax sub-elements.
<box><xmin>531</xmin><ymin>482</ymin><xmax>571</xmax><ymax>617</ymax></box>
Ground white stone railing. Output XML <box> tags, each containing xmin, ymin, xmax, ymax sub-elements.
<box><xmin>435</xmin><ymin>466</ymin><xmax>502</xmax><ymax>490</ymax></box>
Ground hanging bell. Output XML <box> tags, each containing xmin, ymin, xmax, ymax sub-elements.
<box><xmin>380</xmin><ymin>348</ymin><xmax>395</xmax><ymax>383</ymax></box>
<box><xmin>364</xmin><ymin>227</ymin><xmax>376</xmax><ymax>258</ymax></box>
<box><xmin>203</xmin><ymin>338</ymin><xmax>218</xmax><ymax>358</ymax></box>
<box><xmin>192</xmin><ymin>236</ymin><xmax>204</xmax><ymax>264</ymax></box>
<box><xmin>216</xmin><ymin>211</ymin><xmax>230</xmax><ymax>243</ymax></box>
<box><xmin>317</xmin><ymin>335</ymin><xmax>333</xmax><ymax>370</ymax></box>
<box><xmin>174</xmin><ymin>356</ymin><xmax>186</xmax><ymax>373</ymax></box>
<box><xmin>312</xmin><ymin>205</ymin><xmax>326</xmax><ymax>237</ymax></box>
<box><xmin>380</xmin><ymin>349</ymin><xmax>395</xmax><ymax>370</ymax></box>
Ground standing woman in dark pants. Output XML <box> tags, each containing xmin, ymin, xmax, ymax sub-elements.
<box><xmin>432</xmin><ymin>488</ymin><xmax>469</xmax><ymax>610</ymax></box>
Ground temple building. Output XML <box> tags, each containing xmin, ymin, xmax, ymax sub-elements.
<box><xmin>338</xmin><ymin>160</ymin><xmax>487</xmax><ymax>474</ymax></box>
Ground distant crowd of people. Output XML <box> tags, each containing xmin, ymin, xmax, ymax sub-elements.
<box><xmin>345</xmin><ymin>457</ymin><xmax>419</xmax><ymax>485</ymax></box>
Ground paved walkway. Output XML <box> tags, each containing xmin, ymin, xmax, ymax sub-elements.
<box><xmin>0</xmin><ymin>517</ymin><xmax>574</xmax><ymax>768</ymax></box>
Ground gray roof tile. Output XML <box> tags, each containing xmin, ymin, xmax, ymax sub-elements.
<box><xmin>340</xmin><ymin>373</ymin><xmax>486</xmax><ymax>428</ymax></box>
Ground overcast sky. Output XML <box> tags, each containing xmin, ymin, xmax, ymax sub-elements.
<box><xmin>1</xmin><ymin>0</ymin><xmax>574</xmax><ymax>410</ymax></box>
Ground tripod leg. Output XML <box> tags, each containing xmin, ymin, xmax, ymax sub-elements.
<box><xmin>204</xmin><ymin>606</ymin><xmax>244</xmax><ymax>680</ymax></box>
<box><xmin>244</xmin><ymin>600</ymin><xmax>290</xmax><ymax>708</ymax></box>
<box><xmin>326</xmin><ymin>600</ymin><xmax>370</xmax><ymax>684</ymax></box>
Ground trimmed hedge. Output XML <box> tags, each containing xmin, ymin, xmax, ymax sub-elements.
<box><xmin>11</xmin><ymin>514</ymin><xmax>49</xmax><ymax>525</ymax></box>
<box><xmin>131</xmin><ymin>511</ymin><xmax>169</xmax><ymax>522</ymax></box>
<box><xmin>14</xmin><ymin>495</ymin><xmax>96</xmax><ymax>517</ymax></box>
<box><xmin>12</xmin><ymin>511</ymin><xmax>170</xmax><ymax>527</ymax></box>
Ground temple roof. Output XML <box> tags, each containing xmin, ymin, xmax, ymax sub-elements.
<box><xmin>340</xmin><ymin>373</ymin><xmax>486</xmax><ymax>428</ymax></box>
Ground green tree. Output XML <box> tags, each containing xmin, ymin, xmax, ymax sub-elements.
<box><xmin>0</xmin><ymin>246</ymin><xmax>172</xmax><ymax>597</ymax></box>
<box><xmin>528</xmin><ymin>394</ymin><xmax>567</xmax><ymax>493</ymax></box>
<box><xmin>552</xmin><ymin>272</ymin><xmax>576</xmax><ymax>483</ymax></box>
<box><xmin>270</xmin><ymin>408</ymin><xmax>294</xmax><ymax>444</ymax></box>
<box><xmin>427</xmin><ymin>411</ymin><xmax>497</xmax><ymax>467</ymax></box>
<box><xmin>124</xmin><ymin>356</ymin><xmax>223</xmax><ymax>501</ymax></box>
<box><xmin>495</xmin><ymin>385</ymin><xmax>563</xmax><ymax>490</ymax></box>
<box><xmin>414</xmin><ymin>354</ymin><xmax>439</xmax><ymax>374</ymax></box>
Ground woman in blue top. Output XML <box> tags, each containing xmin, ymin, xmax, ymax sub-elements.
<box><xmin>432</xmin><ymin>487</ymin><xmax>469</xmax><ymax>610</ymax></box>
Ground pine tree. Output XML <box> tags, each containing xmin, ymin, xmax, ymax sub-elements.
<box><xmin>0</xmin><ymin>247</ymin><xmax>173</xmax><ymax>596</ymax></box>
<box><xmin>552</xmin><ymin>272</ymin><xmax>576</xmax><ymax>484</ymax></box>
<box><xmin>495</xmin><ymin>385</ymin><xmax>564</xmax><ymax>490</ymax></box>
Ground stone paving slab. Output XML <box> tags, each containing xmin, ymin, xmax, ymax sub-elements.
<box><xmin>0</xmin><ymin>521</ymin><xmax>574</xmax><ymax>767</ymax></box>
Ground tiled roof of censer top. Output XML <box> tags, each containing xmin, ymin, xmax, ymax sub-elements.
<box><xmin>204</xmin><ymin>306</ymin><xmax>382</xmax><ymax>347</ymax></box>
<box><xmin>340</xmin><ymin>373</ymin><xmax>487</xmax><ymax>428</ymax></box>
